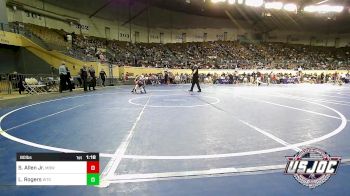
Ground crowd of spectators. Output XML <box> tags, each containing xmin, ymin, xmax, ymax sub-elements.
<box><xmin>69</xmin><ymin>36</ymin><xmax>350</xmax><ymax>71</ymax></box>
<box><xmin>20</xmin><ymin>23</ymin><xmax>350</xmax><ymax>71</ymax></box>
<box><xmin>123</xmin><ymin>71</ymin><xmax>350</xmax><ymax>85</ymax></box>
<box><xmin>68</xmin><ymin>35</ymin><xmax>108</xmax><ymax>62</ymax></box>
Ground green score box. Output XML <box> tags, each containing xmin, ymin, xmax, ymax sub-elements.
<box><xmin>87</xmin><ymin>174</ymin><xmax>100</xmax><ymax>186</ymax></box>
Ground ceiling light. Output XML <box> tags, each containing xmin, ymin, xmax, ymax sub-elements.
<box><xmin>304</xmin><ymin>5</ymin><xmax>344</xmax><ymax>13</ymax></box>
<box><xmin>265</xmin><ymin>2</ymin><xmax>283</xmax><ymax>10</ymax></box>
<box><xmin>237</xmin><ymin>0</ymin><xmax>244</xmax><ymax>4</ymax></box>
<box><xmin>211</xmin><ymin>0</ymin><xmax>226</xmax><ymax>3</ymax></box>
<box><xmin>245</xmin><ymin>0</ymin><xmax>263</xmax><ymax>7</ymax></box>
<box><xmin>316</xmin><ymin>0</ymin><xmax>329</xmax><ymax>5</ymax></box>
<box><xmin>283</xmin><ymin>3</ymin><xmax>297</xmax><ymax>12</ymax></box>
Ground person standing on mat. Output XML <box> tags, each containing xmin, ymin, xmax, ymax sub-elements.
<box><xmin>99</xmin><ymin>69</ymin><xmax>107</xmax><ymax>86</ymax></box>
<box><xmin>189</xmin><ymin>65</ymin><xmax>201</xmax><ymax>92</ymax></box>
<box><xmin>58</xmin><ymin>62</ymin><xmax>67</xmax><ymax>93</ymax></box>
<box><xmin>66</xmin><ymin>67</ymin><xmax>72</xmax><ymax>92</ymax></box>
<box><xmin>80</xmin><ymin>65</ymin><xmax>88</xmax><ymax>92</ymax></box>
<box><xmin>89</xmin><ymin>65</ymin><xmax>96</xmax><ymax>90</ymax></box>
<box><xmin>164</xmin><ymin>71</ymin><xmax>169</xmax><ymax>85</ymax></box>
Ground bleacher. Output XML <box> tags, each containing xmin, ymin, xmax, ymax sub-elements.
<box><xmin>9</xmin><ymin>22</ymin><xmax>350</xmax><ymax>70</ymax></box>
<box><xmin>25</xmin><ymin>23</ymin><xmax>70</xmax><ymax>51</ymax></box>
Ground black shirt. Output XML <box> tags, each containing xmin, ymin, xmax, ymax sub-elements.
<box><xmin>100</xmin><ymin>71</ymin><xmax>106</xmax><ymax>78</ymax></box>
<box><xmin>192</xmin><ymin>69</ymin><xmax>199</xmax><ymax>81</ymax></box>
<box><xmin>80</xmin><ymin>68</ymin><xmax>88</xmax><ymax>79</ymax></box>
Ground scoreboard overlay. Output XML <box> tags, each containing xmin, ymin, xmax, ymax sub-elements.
<box><xmin>16</xmin><ymin>153</ymin><xmax>99</xmax><ymax>186</ymax></box>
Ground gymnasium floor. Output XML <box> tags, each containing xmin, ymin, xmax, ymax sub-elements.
<box><xmin>0</xmin><ymin>84</ymin><xmax>350</xmax><ymax>195</ymax></box>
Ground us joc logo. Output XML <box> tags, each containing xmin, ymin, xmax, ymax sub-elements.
<box><xmin>285</xmin><ymin>147</ymin><xmax>341</xmax><ymax>189</ymax></box>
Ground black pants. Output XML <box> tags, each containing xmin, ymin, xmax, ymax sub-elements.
<box><xmin>59</xmin><ymin>74</ymin><xmax>66</xmax><ymax>93</ymax></box>
<box><xmin>101</xmin><ymin>77</ymin><xmax>106</xmax><ymax>86</ymax></box>
<box><xmin>66</xmin><ymin>75</ymin><xmax>72</xmax><ymax>91</ymax></box>
<box><xmin>190</xmin><ymin>80</ymin><xmax>201</xmax><ymax>91</ymax></box>
<box><xmin>77</xmin><ymin>78</ymin><xmax>82</xmax><ymax>87</ymax></box>
<box><xmin>18</xmin><ymin>81</ymin><xmax>25</xmax><ymax>94</ymax></box>
<box><xmin>89</xmin><ymin>77</ymin><xmax>96</xmax><ymax>90</ymax></box>
<box><xmin>82</xmin><ymin>78</ymin><xmax>88</xmax><ymax>91</ymax></box>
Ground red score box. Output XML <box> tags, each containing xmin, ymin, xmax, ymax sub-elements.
<box><xmin>87</xmin><ymin>161</ymin><xmax>99</xmax><ymax>173</ymax></box>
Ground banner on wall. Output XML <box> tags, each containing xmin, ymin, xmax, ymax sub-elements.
<box><xmin>150</xmin><ymin>34</ymin><xmax>159</xmax><ymax>39</ymax></box>
<box><xmin>77</xmin><ymin>20</ymin><xmax>89</xmax><ymax>31</ymax></box>
<box><xmin>74</xmin><ymin>24</ymin><xmax>89</xmax><ymax>31</ymax></box>
<box><xmin>175</xmin><ymin>34</ymin><xmax>183</xmax><ymax>40</ymax></box>
<box><xmin>120</xmin><ymin>33</ymin><xmax>130</xmax><ymax>38</ymax></box>
<box><xmin>216</xmin><ymin>34</ymin><xmax>224</xmax><ymax>41</ymax></box>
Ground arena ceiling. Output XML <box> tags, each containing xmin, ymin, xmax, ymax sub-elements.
<box><xmin>42</xmin><ymin>0</ymin><xmax>350</xmax><ymax>32</ymax></box>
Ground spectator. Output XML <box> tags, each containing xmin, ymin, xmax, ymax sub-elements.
<box><xmin>88</xmin><ymin>65</ymin><xmax>96</xmax><ymax>91</ymax></box>
<box><xmin>99</xmin><ymin>69</ymin><xmax>107</xmax><ymax>86</ymax></box>
<box><xmin>79</xmin><ymin>65</ymin><xmax>88</xmax><ymax>92</ymax></box>
<box><xmin>66</xmin><ymin>67</ymin><xmax>72</xmax><ymax>92</ymax></box>
<box><xmin>58</xmin><ymin>62</ymin><xmax>67</xmax><ymax>93</ymax></box>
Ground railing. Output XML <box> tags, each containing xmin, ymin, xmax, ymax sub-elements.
<box><xmin>0</xmin><ymin>23</ymin><xmax>14</xmax><ymax>32</ymax></box>
<box><xmin>0</xmin><ymin>22</ymin><xmax>52</xmax><ymax>50</ymax></box>
<box><xmin>0</xmin><ymin>81</ymin><xmax>11</xmax><ymax>94</ymax></box>
<box><xmin>0</xmin><ymin>73</ymin><xmax>59</xmax><ymax>94</ymax></box>
<box><xmin>0</xmin><ymin>72</ymin><xmax>121</xmax><ymax>94</ymax></box>
<box><xmin>24</xmin><ymin>31</ymin><xmax>52</xmax><ymax>50</ymax></box>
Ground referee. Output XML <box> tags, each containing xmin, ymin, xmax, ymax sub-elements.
<box><xmin>189</xmin><ymin>65</ymin><xmax>201</xmax><ymax>92</ymax></box>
